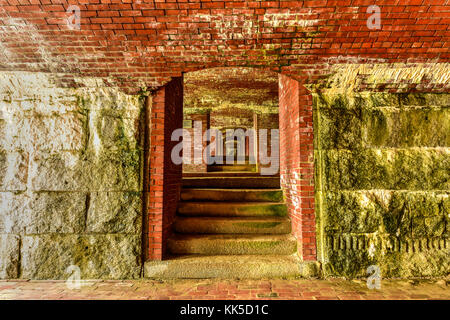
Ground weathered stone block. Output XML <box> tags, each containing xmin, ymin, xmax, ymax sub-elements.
<box><xmin>351</xmin><ymin>92</ymin><xmax>449</xmax><ymax>109</ymax></box>
<box><xmin>95</xmin><ymin>115</ymin><xmax>140</xmax><ymax>151</ymax></box>
<box><xmin>30</xmin><ymin>114</ymin><xmax>86</xmax><ymax>151</ymax></box>
<box><xmin>323</xmin><ymin>148</ymin><xmax>449</xmax><ymax>190</ymax></box>
<box><xmin>323</xmin><ymin>233</ymin><xmax>450</xmax><ymax>278</ymax></box>
<box><xmin>392</xmin><ymin>149</ymin><xmax>449</xmax><ymax>190</ymax></box>
<box><xmin>0</xmin><ymin>113</ymin><xmax>86</xmax><ymax>152</ymax></box>
<box><xmin>382</xmin><ymin>192</ymin><xmax>449</xmax><ymax>238</ymax></box>
<box><xmin>323</xmin><ymin>234</ymin><xmax>382</xmax><ymax>278</ymax></box>
<box><xmin>86</xmin><ymin>191</ymin><xmax>142</xmax><ymax>234</ymax></box>
<box><xmin>30</xmin><ymin>148</ymin><xmax>142</xmax><ymax>192</ymax></box>
<box><xmin>398</xmin><ymin>92</ymin><xmax>450</xmax><ymax>107</ymax></box>
<box><xmin>358</xmin><ymin>92</ymin><xmax>400</xmax><ymax>108</ymax></box>
<box><xmin>381</xmin><ymin>248</ymin><xmax>450</xmax><ymax>278</ymax></box>
<box><xmin>0</xmin><ymin>234</ymin><xmax>20</xmax><ymax>279</ymax></box>
<box><xmin>0</xmin><ymin>119</ymin><xmax>4</xmax><ymax>140</ymax></box>
<box><xmin>314</xmin><ymin>93</ymin><xmax>450</xmax><ymax>149</ymax></box>
<box><xmin>363</xmin><ymin>108</ymin><xmax>449</xmax><ymax>148</ymax></box>
<box><xmin>0</xmin><ymin>192</ymin><xmax>86</xmax><ymax>234</ymax></box>
<box><xmin>88</xmin><ymin>149</ymin><xmax>142</xmax><ymax>191</ymax></box>
<box><xmin>323</xmin><ymin>191</ymin><xmax>449</xmax><ymax>237</ymax></box>
<box><xmin>30</xmin><ymin>151</ymin><xmax>88</xmax><ymax>191</ymax></box>
<box><xmin>77</xmin><ymin>88</ymin><xmax>143</xmax><ymax>120</ymax></box>
<box><xmin>0</xmin><ymin>151</ymin><xmax>28</xmax><ymax>191</ymax></box>
<box><xmin>26</xmin><ymin>192</ymin><xmax>86</xmax><ymax>234</ymax></box>
<box><xmin>323</xmin><ymin>191</ymin><xmax>383</xmax><ymax>234</ymax></box>
<box><xmin>15</xmin><ymin>98</ymin><xmax>80</xmax><ymax>116</ymax></box>
<box><xmin>0</xmin><ymin>75</ymin><xmax>145</xmax><ymax>280</ymax></box>
<box><xmin>21</xmin><ymin>234</ymin><xmax>141</xmax><ymax>279</ymax></box>
<box><xmin>316</xmin><ymin>107</ymin><xmax>362</xmax><ymax>149</ymax></box>
<box><xmin>0</xmin><ymin>192</ymin><xmax>29</xmax><ymax>233</ymax></box>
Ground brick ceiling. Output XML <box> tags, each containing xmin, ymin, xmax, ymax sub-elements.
<box><xmin>0</xmin><ymin>1</ymin><xmax>448</xmax><ymax>93</ymax></box>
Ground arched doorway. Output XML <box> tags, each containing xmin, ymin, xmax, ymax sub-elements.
<box><xmin>144</xmin><ymin>67</ymin><xmax>317</xmax><ymax>278</ymax></box>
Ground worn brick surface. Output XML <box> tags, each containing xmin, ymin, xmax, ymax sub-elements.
<box><xmin>0</xmin><ymin>279</ymin><xmax>448</xmax><ymax>300</ymax></box>
<box><xmin>279</xmin><ymin>75</ymin><xmax>316</xmax><ymax>261</ymax></box>
<box><xmin>147</xmin><ymin>77</ymin><xmax>183</xmax><ymax>260</ymax></box>
<box><xmin>0</xmin><ymin>1</ymin><xmax>448</xmax><ymax>93</ymax></box>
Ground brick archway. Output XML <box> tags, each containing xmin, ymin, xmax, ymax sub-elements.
<box><xmin>144</xmin><ymin>70</ymin><xmax>316</xmax><ymax>262</ymax></box>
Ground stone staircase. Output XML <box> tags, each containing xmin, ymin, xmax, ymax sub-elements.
<box><xmin>145</xmin><ymin>171</ymin><xmax>315</xmax><ymax>279</ymax></box>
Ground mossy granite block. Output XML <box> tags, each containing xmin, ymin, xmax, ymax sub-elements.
<box><xmin>317</xmin><ymin>107</ymin><xmax>362</xmax><ymax>149</ymax></box>
<box><xmin>0</xmin><ymin>234</ymin><xmax>20</xmax><ymax>279</ymax></box>
<box><xmin>21</xmin><ymin>234</ymin><xmax>141</xmax><ymax>279</ymax></box>
<box><xmin>323</xmin><ymin>191</ymin><xmax>384</xmax><ymax>234</ymax></box>
<box><xmin>0</xmin><ymin>151</ymin><xmax>28</xmax><ymax>191</ymax></box>
<box><xmin>322</xmin><ymin>148</ymin><xmax>449</xmax><ymax>191</ymax></box>
<box><xmin>317</xmin><ymin>91</ymin><xmax>450</xmax><ymax>278</ymax></box>
<box><xmin>323</xmin><ymin>191</ymin><xmax>448</xmax><ymax>237</ymax></box>
<box><xmin>29</xmin><ymin>149</ymin><xmax>142</xmax><ymax>192</ymax></box>
<box><xmin>315</xmin><ymin>92</ymin><xmax>449</xmax><ymax>150</ymax></box>
<box><xmin>86</xmin><ymin>191</ymin><xmax>142</xmax><ymax>234</ymax></box>
<box><xmin>0</xmin><ymin>192</ymin><xmax>29</xmax><ymax>234</ymax></box>
<box><xmin>363</xmin><ymin>108</ymin><xmax>449</xmax><ymax>148</ymax></box>
<box><xmin>26</xmin><ymin>192</ymin><xmax>87</xmax><ymax>234</ymax></box>
<box><xmin>323</xmin><ymin>233</ymin><xmax>450</xmax><ymax>278</ymax></box>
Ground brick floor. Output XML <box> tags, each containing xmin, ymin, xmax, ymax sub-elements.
<box><xmin>0</xmin><ymin>278</ymin><xmax>449</xmax><ymax>300</ymax></box>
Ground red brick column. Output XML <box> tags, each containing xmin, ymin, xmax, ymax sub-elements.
<box><xmin>278</xmin><ymin>74</ymin><xmax>316</xmax><ymax>261</ymax></box>
<box><xmin>146</xmin><ymin>77</ymin><xmax>183</xmax><ymax>260</ymax></box>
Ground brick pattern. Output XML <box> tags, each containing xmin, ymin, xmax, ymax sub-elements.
<box><xmin>0</xmin><ymin>1</ymin><xmax>448</xmax><ymax>92</ymax></box>
<box><xmin>182</xmin><ymin>113</ymin><xmax>210</xmax><ymax>173</ymax></box>
<box><xmin>1</xmin><ymin>279</ymin><xmax>449</xmax><ymax>300</ymax></box>
<box><xmin>147</xmin><ymin>76</ymin><xmax>183</xmax><ymax>260</ymax></box>
<box><xmin>279</xmin><ymin>74</ymin><xmax>316</xmax><ymax>261</ymax></box>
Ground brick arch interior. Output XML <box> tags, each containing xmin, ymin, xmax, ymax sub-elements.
<box><xmin>0</xmin><ymin>1</ymin><xmax>447</xmax><ymax>279</ymax></box>
<box><xmin>145</xmin><ymin>69</ymin><xmax>316</xmax><ymax>262</ymax></box>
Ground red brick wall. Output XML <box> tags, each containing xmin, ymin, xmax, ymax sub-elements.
<box><xmin>0</xmin><ymin>1</ymin><xmax>447</xmax><ymax>92</ymax></box>
<box><xmin>279</xmin><ymin>74</ymin><xmax>316</xmax><ymax>261</ymax></box>
<box><xmin>147</xmin><ymin>76</ymin><xmax>183</xmax><ymax>260</ymax></box>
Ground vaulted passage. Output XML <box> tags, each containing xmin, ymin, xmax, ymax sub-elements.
<box><xmin>144</xmin><ymin>68</ymin><xmax>317</xmax><ymax>278</ymax></box>
<box><xmin>1</xmin><ymin>2</ymin><xmax>449</xmax><ymax>282</ymax></box>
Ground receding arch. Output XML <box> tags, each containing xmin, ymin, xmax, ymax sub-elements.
<box><xmin>144</xmin><ymin>66</ymin><xmax>316</xmax><ymax>264</ymax></box>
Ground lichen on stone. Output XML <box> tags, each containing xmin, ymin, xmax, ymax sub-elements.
<box><xmin>314</xmin><ymin>82</ymin><xmax>450</xmax><ymax>278</ymax></box>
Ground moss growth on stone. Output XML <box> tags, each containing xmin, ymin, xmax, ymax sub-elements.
<box><xmin>317</xmin><ymin>105</ymin><xmax>362</xmax><ymax>149</ymax></box>
<box><xmin>238</xmin><ymin>203</ymin><xmax>287</xmax><ymax>217</ymax></box>
<box><xmin>246</xmin><ymin>240</ymin><xmax>283</xmax><ymax>250</ymax></box>
<box><xmin>322</xmin><ymin>148</ymin><xmax>449</xmax><ymax>191</ymax></box>
<box><xmin>261</xmin><ymin>190</ymin><xmax>283</xmax><ymax>202</ymax></box>
<box><xmin>315</xmin><ymin>90</ymin><xmax>450</xmax><ymax>278</ymax></box>
<box><xmin>21</xmin><ymin>234</ymin><xmax>141</xmax><ymax>279</ymax></box>
<box><xmin>236</xmin><ymin>222</ymin><xmax>281</xmax><ymax>229</ymax></box>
